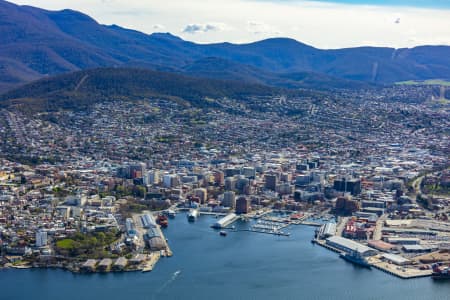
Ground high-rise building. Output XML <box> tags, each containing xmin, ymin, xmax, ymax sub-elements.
<box><xmin>163</xmin><ymin>174</ymin><xmax>179</xmax><ymax>188</ymax></box>
<box><xmin>236</xmin><ymin>196</ymin><xmax>250</xmax><ymax>214</ymax></box>
<box><xmin>265</xmin><ymin>173</ymin><xmax>278</xmax><ymax>191</ymax></box>
<box><xmin>36</xmin><ymin>230</ymin><xmax>47</xmax><ymax>247</ymax></box>
<box><xmin>333</xmin><ymin>178</ymin><xmax>361</xmax><ymax>196</ymax></box>
<box><xmin>213</xmin><ymin>170</ymin><xmax>225</xmax><ymax>186</ymax></box>
<box><xmin>225</xmin><ymin>177</ymin><xmax>236</xmax><ymax>191</ymax></box>
<box><xmin>194</xmin><ymin>188</ymin><xmax>208</xmax><ymax>204</ymax></box>
<box><xmin>222</xmin><ymin>191</ymin><xmax>236</xmax><ymax>208</ymax></box>
<box><xmin>242</xmin><ymin>167</ymin><xmax>256</xmax><ymax>179</ymax></box>
<box><xmin>146</xmin><ymin>170</ymin><xmax>160</xmax><ymax>185</ymax></box>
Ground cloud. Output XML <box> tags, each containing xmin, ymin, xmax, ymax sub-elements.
<box><xmin>153</xmin><ymin>24</ymin><xmax>165</xmax><ymax>30</ymax></box>
<box><xmin>7</xmin><ymin>0</ymin><xmax>450</xmax><ymax>48</ymax></box>
<box><xmin>247</xmin><ymin>21</ymin><xmax>280</xmax><ymax>35</ymax></box>
<box><xmin>182</xmin><ymin>23</ymin><xmax>230</xmax><ymax>34</ymax></box>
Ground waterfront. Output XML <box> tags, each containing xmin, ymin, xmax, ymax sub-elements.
<box><xmin>1</xmin><ymin>214</ymin><xmax>449</xmax><ymax>300</ymax></box>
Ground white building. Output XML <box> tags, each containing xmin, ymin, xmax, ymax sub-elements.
<box><xmin>36</xmin><ymin>230</ymin><xmax>48</xmax><ymax>247</ymax></box>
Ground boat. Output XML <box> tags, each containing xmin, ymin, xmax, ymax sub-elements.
<box><xmin>187</xmin><ymin>209</ymin><xmax>199</xmax><ymax>222</ymax></box>
<box><xmin>432</xmin><ymin>263</ymin><xmax>450</xmax><ymax>280</ymax></box>
<box><xmin>167</xmin><ymin>209</ymin><xmax>176</xmax><ymax>218</ymax></box>
<box><xmin>219</xmin><ymin>230</ymin><xmax>227</xmax><ymax>236</ymax></box>
<box><xmin>156</xmin><ymin>214</ymin><xmax>168</xmax><ymax>228</ymax></box>
<box><xmin>340</xmin><ymin>251</ymin><xmax>371</xmax><ymax>268</ymax></box>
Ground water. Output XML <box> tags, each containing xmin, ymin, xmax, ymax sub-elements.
<box><xmin>1</xmin><ymin>214</ymin><xmax>449</xmax><ymax>300</ymax></box>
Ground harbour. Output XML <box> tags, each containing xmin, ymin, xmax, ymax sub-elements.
<box><xmin>1</xmin><ymin>214</ymin><xmax>450</xmax><ymax>300</ymax></box>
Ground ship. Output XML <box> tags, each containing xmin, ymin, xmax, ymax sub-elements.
<box><xmin>432</xmin><ymin>263</ymin><xmax>450</xmax><ymax>280</ymax></box>
<box><xmin>187</xmin><ymin>209</ymin><xmax>199</xmax><ymax>222</ymax></box>
<box><xmin>219</xmin><ymin>230</ymin><xmax>227</xmax><ymax>236</ymax></box>
<box><xmin>340</xmin><ymin>250</ymin><xmax>371</xmax><ymax>268</ymax></box>
<box><xmin>156</xmin><ymin>214</ymin><xmax>168</xmax><ymax>228</ymax></box>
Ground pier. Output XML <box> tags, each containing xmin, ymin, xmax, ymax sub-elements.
<box><xmin>236</xmin><ymin>229</ymin><xmax>290</xmax><ymax>236</ymax></box>
<box><xmin>212</xmin><ymin>213</ymin><xmax>240</xmax><ymax>229</ymax></box>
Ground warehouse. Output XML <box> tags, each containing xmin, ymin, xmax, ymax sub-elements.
<box><xmin>326</xmin><ymin>236</ymin><xmax>377</xmax><ymax>257</ymax></box>
<box><xmin>385</xmin><ymin>237</ymin><xmax>421</xmax><ymax>245</ymax></box>
<box><xmin>381</xmin><ymin>253</ymin><xmax>410</xmax><ymax>266</ymax></box>
<box><xmin>141</xmin><ymin>214</ymin><xmax>157</xmax><ymax>228</ymax></box>
<box><xmin>212</xmin><ymin>213</ymin><xmax>238</xmax><ymax>229</ymax></box>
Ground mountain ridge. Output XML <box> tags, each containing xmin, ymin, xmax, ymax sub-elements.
<box><xmin>1</xmin><ymin>0</ymin><xmax>450</xmax><ymax>92</ymax></box>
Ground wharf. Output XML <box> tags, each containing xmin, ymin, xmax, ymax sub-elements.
<box><xmin>141</xmin><ymin>252</ymin><xmax>161</xmax><ymax>272</ymax></box>
<box><xmin>237</xmin><ymin>229</ymin><xmax>290</xmax><ymax>236</ymax></box>
<box><xmin>299</xmin><ymin>221</ymin><xmax>322</xmax><ymax>227</ymax></box>
<box><xmin>368</xmin><ymin>257</ymin><xmax>432</xmax><ymax>279</ymax></box>
<box><xmin>312</xmin><ymin>239</ymin><xmax>432</xmax><ymax>279</ymax></box>
<box><xmin>312</xmin><ymin>239</ymin><xmax>344</xmax><ymax>254</ymax></box>
<box><xmin>155</xmin><ymin>223</ymin><xmax>173</xmax><ymax>257</ymax></box>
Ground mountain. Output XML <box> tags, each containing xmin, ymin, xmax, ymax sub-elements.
<box><xmin>182</xmin><ymin>57</ymin><xmax>371</xmax><ymax>90</ymax></box>
<box><xmin>1</xmin><ymin>0</ymin><xmax>450</xmax><ymax>92</ymax></box>
<box><xmin>0</xmin><ymin>68</ymin><xmax>292</xmax><ymax>112</ymax></box>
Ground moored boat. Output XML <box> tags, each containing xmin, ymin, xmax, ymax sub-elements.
<box><xmin>340</xmin><ymin>251</ymin><xmax>371</xmax><ymax>268</ymax></box>
<box><xmin>187</xmin><ymin>209</ymin><xmax>199</xmax><ymax>222</ymax></box>
<box><xmin>432</xmin><ymin>263</ymin><xmax>450</xmax><ymax>280</ymax></box>
<box><xmin>156</xmin><ymin>214</ymin><xmax>168</xmax><ymax>228</ymax></box>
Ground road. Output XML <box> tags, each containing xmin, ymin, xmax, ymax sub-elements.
<box><xmin>336</xmin><ymin>216</ymin><xmax>349</xmax><ymax>237</ymax></box>
<box><xmin>372</xmin><ymin>214</ymin><xmax>387</xmax><ymax>240</ymax></box>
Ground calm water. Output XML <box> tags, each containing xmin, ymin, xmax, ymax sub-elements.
<box><xmin>1</xmin><ymin>214</ymin><xmax>449</xmax><ymax>300</ymax></box>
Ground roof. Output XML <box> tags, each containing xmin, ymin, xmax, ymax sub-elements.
<box><xmin>98</xmin><ymin>258</ymin><xmax>112</xmax><ymax>266</ymax></box>
<box><xmin>368</xmin><ymin>240</ymin><xmax>395</xmax><ymax>250</ymax></box>
<box><xmin>382</xmin><ymin>253</ymin><xmax>410</xmax><ymax>264</ymax></box>
<box><xmin>82</xmin><ymin>259</ymin><xmax>97</xmax><ymax>267</ymax></box>
<box><xmin>326</xmin><ymin>236</ymin><xmax>376</xmax><ymax>255</ymax></box>
<box><xmin>402</xmin><ymin>245</ymin><xmax>426</xmax><ymax>251</ymax></box>
<box><xmin>114</xmin><ymin>257</ymin><xmax>128</xmax><ymax>266</ymax></box>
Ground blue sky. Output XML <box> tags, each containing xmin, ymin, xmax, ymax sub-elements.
<box><xmin>8</xmin><ymin>0</ymin><xmax>450</xmax><ymax>48</ymax></box>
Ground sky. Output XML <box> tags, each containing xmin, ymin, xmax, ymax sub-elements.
<box><xmin>7</xmin><ymin>0</ymin><xmax>450</xmax><ymax>49</ymax></box>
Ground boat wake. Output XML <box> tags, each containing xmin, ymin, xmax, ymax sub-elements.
<box><xmin>153</xmin><ymin>270</ymin><xmax>182</xmax><ymax>298</ymax></box>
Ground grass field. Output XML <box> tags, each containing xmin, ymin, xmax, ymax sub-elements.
<box><xmin>56</xmin><ymin>239</ymin><xmax>76</xmax><ymax>249</ymax></box>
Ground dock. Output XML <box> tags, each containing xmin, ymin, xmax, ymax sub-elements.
<box><xmin>237</xmin><ymin>229</ymin><xmax>290</xmax><ymax>236</ymax></box>
<box><xmin>141</xmin><ymin>252</ymin><xmax>161</xmax><ymax>272</ymax></box>
<box><xmin>312</xmin><ymin>238</ymin><xmax>432</xmax><ymax>279</ymax></box>
<box><xmin>368</xmin><ymin>257</ymin><xmax>432</xmax><ymax>279</ymax></box>
<box><xmin>299</xmin><ymin>221</ymin><xmax>322</xmax><ymax>227</ymax></box>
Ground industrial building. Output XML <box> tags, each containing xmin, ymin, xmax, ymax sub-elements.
<box><xmin>381</xmin><ymin>253</ymin><xmax>410</xmax><ymax>266</ymax></box>
<box><xmin>326</xmin><ymin>236</ymin><xmax>377</xmax><ymax>257</ymax></box>
<box><xmin>384</xmin><ymin>237</ymin><xmax>421</xmax><ymax>245</ymax></box>
<box><xmin>318</xmin><ymin>223</ymin><xmax>336</xmax><ymax>238</ymax></box>
<box><xmin>141</xmin><ymin>214</ymin><xmax>157</xmax><ymax>228</ymax></box>
<box><xmin>113</xmin><ymin>257</ymin><xmax>128</xmax><ymax>271</ymax></box>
